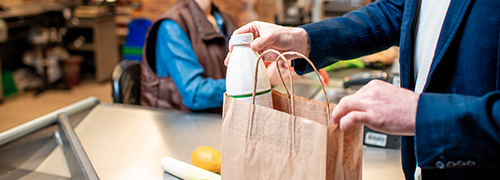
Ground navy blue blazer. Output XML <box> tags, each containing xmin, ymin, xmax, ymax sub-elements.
<box><xmin>296</xmin><ymin>0</ymin><xmax>500</xmax><ymax>179</ymax></box>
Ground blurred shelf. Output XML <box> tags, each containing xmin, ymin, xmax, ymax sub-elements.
<box><xmin>324</xmin><ymin>4</ymin><xmax>361</xmax><ymax>13</ymax></box>
<box><xmin>67</xmin><ymin>43</ymin><xmax>94</xmax><ymax>51</ymax></box>
<box><xmin>65</xmin><ymin>15</ymin><xmax>119</xmax><ymax>82</ymax></box>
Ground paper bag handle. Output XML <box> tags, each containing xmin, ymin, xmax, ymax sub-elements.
<box><xmin>282</xmin><ymin>51</ymin><xmax>331</xmax><ymax>122</ymax></box>
<box><xmin>252</xmin><ymin>50</ymin><xmax>295</xmax><ymax>116</ymax></box>
<box><xmin>252</xmin><ymin>49</ymin><xmax>331</xmax><ymax>124</ymax></box>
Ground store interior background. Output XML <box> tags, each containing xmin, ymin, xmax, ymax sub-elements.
<box><xmin>0</xmin><ymin>0</ymin><xmax>365</xmax><ymax>132</ymax></box>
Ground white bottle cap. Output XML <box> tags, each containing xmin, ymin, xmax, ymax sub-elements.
<box><xmin>230</xmin><ymin>33</ymin><xmax>253</xmax><ymax>45</ymax></box>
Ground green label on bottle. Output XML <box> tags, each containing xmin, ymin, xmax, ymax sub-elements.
<box><xmin>227</xmin><ymin>89</ymin><xmax>272</xmax><ymax>98</ymax></box>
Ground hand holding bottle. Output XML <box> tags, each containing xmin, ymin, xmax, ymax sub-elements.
<box><xmin>224</xmin><ymin>21</ymin><xmax>310</xmax><ymax>66</ymax></box>
<box><xmin>226</xmin><ymin>33</ymin><xmax>273</xmax><ymax>108</ymax></box>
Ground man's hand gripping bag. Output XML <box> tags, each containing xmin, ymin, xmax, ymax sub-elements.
<box><xmin>222</xmin><ymin>50</ymin><xmax>363</xmax><ymax>179</ymax></box>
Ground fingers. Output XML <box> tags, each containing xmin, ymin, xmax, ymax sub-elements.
<box><xmin>331</xmin><ymin>95</ymin><xmax>367</xmax><ymax>125</ymax></box>
<box><xmin>251</xmin><ymin>34</ymin><xmax>276</xmax><ymax>52</ymax></box>
<box><xmin>339</xmin><ymin>111</ymin><xmax>371</xmax><ymax>131</ymax></box>
<box><xmin>278</xmin><ymin>60</ymin><xmax>292</xmax><ymax>69</ymax></box>
<box><xmin>358</xmin><ymin>79</ymin><xmax>386</xmax><ymax>93</ymax></box>
<box><xmin>226</xmin><ymin>48</ymin><xmax>279</xmax><ymax>67</ymax></box>
<box><xmin>233</xmin><ymin>21</ymin><xmax>258</xmax><ymax>35</ymax></box>
<box><xmin>224</xmin><ymin>52</ymin><xmax>231</xmax><ymax>66</ymax></box>
<box><xmin>233</xmin><ymin>21</ymin><xmax>262</xmax><ymax>44</ymax></box>
<box><xmin>330</xmin><ymin>79</ymin><xmax>419</xmax><ymax>135</ymax></box>
<box><xmin>332</xmin><ymin>95</ymin><xmax>372</xmax><ymax>131</ymax></box>
<box><xmin>228</xmin><ymin>41</ymin><xmax>233</xmax><ymax>52</ymax></box>
<box><xmin>259</xmin><ymin>50</ymin><xmax>279</xmax><ymax>62</ymax></box>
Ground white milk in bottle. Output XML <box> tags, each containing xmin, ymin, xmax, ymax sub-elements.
<box><xmin>226</xmin><ymin>33</ymin><xmax>272</xmax><ymax>108</ymax></box>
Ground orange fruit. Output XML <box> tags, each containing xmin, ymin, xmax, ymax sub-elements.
<box><xmin>191</xmin><ymin>146</ymin><xmax>221</xmax><ymax>174</ymax></box>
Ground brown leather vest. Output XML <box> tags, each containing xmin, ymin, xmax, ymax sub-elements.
<box><xmin>140</xmin><ymin>0</ymin><xmax>235</xmax><ymax>113</ymax></box>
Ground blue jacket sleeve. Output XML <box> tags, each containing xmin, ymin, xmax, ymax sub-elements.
<box><xmin>156</xmin><ymin>20</ymin><xmax>226</xmax><ymax>110</ymax></box>
<box><xmin>415</xmin><ymin>92</ymin><xmax>500</xmax><ymax>169</ymax></box>
<box><xmin>295</xmin><ymin>0</ymin><xmax>404</xmax><ymax>74</ymax></box>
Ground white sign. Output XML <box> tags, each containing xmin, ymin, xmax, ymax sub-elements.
<box><xmin>365</xmin><ymin>132</ymin><xmax>387</xmax><ymax>147</ymax></box>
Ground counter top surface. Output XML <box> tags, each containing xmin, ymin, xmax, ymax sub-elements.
<box><xmin>34</xmin><ymin>103</ymin><xmax>404</xmax><ymax>180</ymax></box>
<box><xmin>2</xmin><ymin>67</ymin><xmax>403</xmax><ymax>179</ymax></box>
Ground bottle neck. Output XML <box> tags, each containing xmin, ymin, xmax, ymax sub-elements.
<box><xmin>233</xmin><ymin>43</ymin><xmax>250</xmax><ymax>47</ymax></box>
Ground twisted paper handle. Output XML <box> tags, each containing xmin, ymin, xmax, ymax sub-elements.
<box><xmin>252</xmin><ymin>49</ymin><xmax>332</xmax><ymax>125</ymax></box>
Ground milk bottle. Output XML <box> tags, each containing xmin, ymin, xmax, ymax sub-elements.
<box><xmin>226</xmin><ymin>33</ymin><xmax>273</xmax><ymax>108</ymax></box>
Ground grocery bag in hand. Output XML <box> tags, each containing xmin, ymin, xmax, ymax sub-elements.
<box><xmin>221</xmin><ymin>50</ymin><xmax>363</xmax><ymax>179</ymax></box>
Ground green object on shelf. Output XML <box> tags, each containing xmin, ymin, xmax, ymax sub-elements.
<box><xmin>324</xmin><ymin>58</ymin><xmax>366</xmax><ymax>72</ymax></box>
<box><xmin>2</xmin><ymin>71</ymin><xmax>18</xmax><ymax>97</ymax></box>
<box><xmin>122</xmin><ymin>46</ymin><xmax>143</xmax><ymax>55</ymax></box>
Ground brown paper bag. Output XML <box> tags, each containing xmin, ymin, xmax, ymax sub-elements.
<box><xmin>221</xmin><ymin>50</ymin><xmax>363</xmax><ymax>179</ymax></box>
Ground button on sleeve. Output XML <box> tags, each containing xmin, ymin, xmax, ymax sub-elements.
<box><xmin>466</xmin><ymin>160</ymin><xmax>476</xmax><ymax>166</ymax></box>
<box><xmin>446</xmin><ymin>161</ymin><xmax>456</xmax><ymax>168</ymax></box>
<box><xmin>435</xmin><ymin>161</ymin><xmax>445</xmax><ymax>169</ymax></box>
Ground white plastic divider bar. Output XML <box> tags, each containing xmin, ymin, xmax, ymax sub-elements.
<box><xmin>0</xmin><ymin>96</ymin><xmax>100</xmax><ymax>146</ymax></box>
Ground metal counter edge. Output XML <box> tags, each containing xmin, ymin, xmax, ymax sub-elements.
<box><xmin>0</xmin><ymin>96</ymin><xmax>101</xmax><ymax>146</ymax></box>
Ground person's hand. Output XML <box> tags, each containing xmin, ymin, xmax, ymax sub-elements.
<box><xmin>266</xmin><ymin>61</ymin><xmax>300</xmax><ymax>86</ymax></box>
<box><xmin>332</xmin><ymin>80</ymin><xmax>419</xmax><ymax>136</ymax></box>
<box><xmin>224</xmin><ymin>21</ymin><xmax>310</xmax><ymax>66</ymax></box>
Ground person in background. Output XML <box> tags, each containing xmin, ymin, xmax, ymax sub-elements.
<box><xmin>141</xmin><ymin>0</ymin><xmax>298</xmax><ymax>113</ymax></box>
<box><xmin>225</xmin><ymin>0</ymin><xmax>500</xmax><ymax>179</ymax></box>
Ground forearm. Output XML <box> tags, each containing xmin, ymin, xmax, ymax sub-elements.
<box><xmin>295</xmin><ymin>0</ymin><xmax>403</xmax><ymax>74</ymax></box>
<box><xmin>165</xmin><ymin>55</ymin><xmax>226</xmax><ymax>110</ymax></box>
<box><xmin>179</xmin><ymin>77</ymin><xmax>226</xmax><ymax>110</ymax></box>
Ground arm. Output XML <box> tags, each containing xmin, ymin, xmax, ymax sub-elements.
<box><xmin>156</xmin><ymin>20</ymin><xmax>226</xmax><ymax>110</ymax></box>
<box><xmin>416</xmin><ymin>92</ymin><xmax>500</xmax><ymax>168</ymax></box>
<box><xmin>331</xmin><ymin>80</ymin><xmax>500</xmax><ymax>169</ymax></box>
<box><xmin>295</xmin><ymin>0</ymin><xmax>404</xmax><ymax>74</ymax></box>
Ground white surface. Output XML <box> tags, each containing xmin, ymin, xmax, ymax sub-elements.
<box><xmin>226</xmin><ymin>35</ymin><xmax>271</xmax><ymax>97</ymax></box>
<box><xmin>75</xmin><ymin>105</ymin><xmax>174</xmax><ymax>179</ymax></box>
<box><xmin>0</xmin><ymin>97</ymin><xmax>99</xmax><ymax>146</ymax></box>
<box><xmin>42</xmin><ymin>104</ymin><xmax>222</xmax><ymax>180</ymax></box>
<box><xmin>161</xmin><ymin>157</ymin><xmax>221</xmax><ymax>180</ymax></box>
<box><xmin>34</xmin><ymin>146</ymin><xmax>71</xmax><ymax>178</ymax></box>
<box><xmin>363</xmin><ymin>146</ymin><xmax>405</xmax><ymax>180</ymax></box>
<box><xmin>229</xmin><ymin>33</ymin><xmax>253</xmax><ymax>45</ymax></box>
<box><xmin>414</xmin><ymin>0</ymin><xmax>451</xmax><ymax>93</ymax></box>
<box><xmin>364</xmin><ymin>132</ymin><xmax>388</xmax><ymax>147</ymax></box>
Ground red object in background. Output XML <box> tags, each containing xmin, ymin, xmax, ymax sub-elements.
<box><xmin>319</xmin><ymin>69</ymin><xmax>329</xmax><ymax>86</ymax></box>
<box><xmin>61</xmin><ymin>55</ymin><xmax>83</xmax><ymax>88</ymax></box>
<box><xmin>264</xmin><ymin>61</ymin><xmax>329</xmax><ymax>86</ymax></box>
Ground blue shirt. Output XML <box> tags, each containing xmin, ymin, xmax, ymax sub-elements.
<box><xmin>155</xmin><ymin>12</ymin><xmax>227</xmax><ymax>111</ymax></box>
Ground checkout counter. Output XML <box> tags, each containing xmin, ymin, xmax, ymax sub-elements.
<box><xmin>0</xmin><ymin>65</ymin><xmax>405</xmax><ymax>179</ymax></box>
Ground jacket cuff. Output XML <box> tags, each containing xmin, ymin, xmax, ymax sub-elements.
<box><xmin>415</xmin><ymin>92</ymin><xmax>496</xmax><ymax>169</ymax></box>
<box><xmin>295</xmin><ymin>26</ymin><xmax>340</xmax><ymax>74</ymax></box>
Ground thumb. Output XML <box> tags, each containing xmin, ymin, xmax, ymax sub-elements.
<box><xmin>279</xmin><ymin>60</ymin><xmax>290</xmax><ymax>69</ymax></box>
<box><xmin>224</xmin><ymin>52</ymin><xmax>231</xmax><ymax>66</ymax></box>
<box><xmin>228</xmin><ymin>41</ymin><xmax>233</xmax><ymax>52</ymax></box>
<box><xmin>339</xmin><ymin>111</ymin><xmax>369</xmax><ymax>131</ymax></box>
<box><xmin>250</xmin><ymin>34</ymin><xmax>275</xmax><ymax>52</ymax></box>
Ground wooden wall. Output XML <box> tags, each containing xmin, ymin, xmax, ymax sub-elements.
<box><xmin>130</xmin><ymin>0</ymin><xmax>276</xmax><ymax>27</ymax></box>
